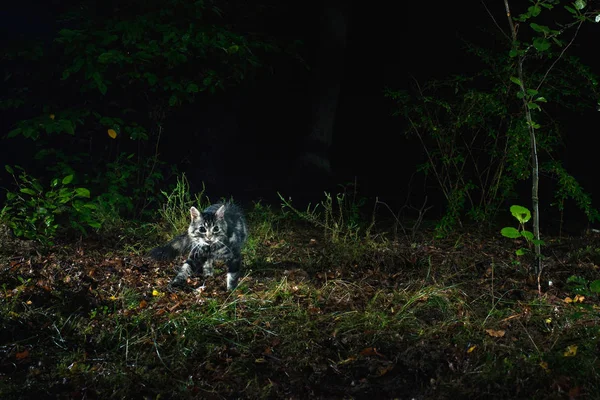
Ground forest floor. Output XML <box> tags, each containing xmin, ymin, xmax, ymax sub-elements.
<box><xmin>1</xmin><ymin>207</ymin><xmax>600</xmax><ymax>399</ymax></box>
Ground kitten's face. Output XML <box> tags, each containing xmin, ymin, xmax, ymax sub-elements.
<box><xmin>188</xmin><ymin>206</ymin><xmax>226</xmax><ymax>244</ymax></box>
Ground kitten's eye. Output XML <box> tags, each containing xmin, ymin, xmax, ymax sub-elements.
<box><xmin>198</xmin><ymin>227</ymin><xmax>207</xmax><ymax>234</ymax></box>
<box><xmin>213</xmin><ymin>226</ymin><xmax>220</xmax><ymax>232</ymax></box>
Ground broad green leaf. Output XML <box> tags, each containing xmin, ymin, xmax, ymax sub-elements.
<box><xmin>533</xmin><ymin>37</ymin><xmax>551</xmax><ymax>52</ymax></box>
<box><xmin>75</xmin><ymin>188</ymin><xmax>91</xmax><ymax>198</ymax></box>
<box><xmin>32</xmin><ymin>181</ymin><xmax>43</xmax><ymax>192</ymax></box>
<box><xmin>62</xmin><ymin>175</ymin><xmax>74</xmax><ymax>185</ymax></box>
<box><xmin>144</xmin><ymin>73</ymin><xmax>158</xmax><ymax>86</ymax></box>
<box><xmin>98</xmin><ymin>82</ymin><xmax>108</xmax><ymax>95</ymax></box>
<box><xmin>516</xmin><ymin>249</ymin><xmax>526</xmax><ymax>256</ymax></box>
<box><xmin>528</xmin><ymin>5</ymin><xmax>542</xmax><ymax>17</ymax></box>
<box><xmin>168</xmin><ymin>95</ymin><xmax>178</xmax><ymax>106</ymax></box>
<box><xmin>51</xmin><ymin>178</ymin><xmax>59</xmax><ymax>188</ymax></box>
<box><xmin>530</xmin><ymin>23</ymin><xmax>549</xmax><ymax>33</ymax></box>
<box><xmin>564</xmin><ymin>5</ymin><xmax>576</xmax><ymax>14</ymax></box>
<box><xmin>5</xmin><ymin>165</ymin><xmax>14</xmax><ymax>174</ymax></box>
<box><xmin>509</xmin><ymin>49</ymin><xmax>518</xmax><ymax>58</ymax></box>
<box><xmin>528</xmin><ymin>102</ymin><xmax>541</xmax><ymax>111</ymax></box>
<box><xmin>532</xmin><ymin>239</ymin><xmax>545</xmax><ymax>246</ymax></box>
<box><xmin>510</xmin><ymin>205</ymin><xmax>531</xmax><ymax>223</ymax></box>
<box><xmin>20</xmin><ymin>188</ymin><xmax>37</xmax><ymax>196</ymax></box>
<box><xmin>7</xmin><ymin>128</ymin><xmax>22</xmax><ymax>138</ymax></box>
<box><xmin>97</xmin><ymin>52</ymin><xmax>114</xmax><ymax>64</ymax></box>
<box><xmin>501</xmin><ymin>227</ymin><xmax>521</xmax><ymax>239</ymax></box>
<box><xmin>510</xmin><ymin>76</ymin><xmax>522</xmax><ymax>86</ymax></box>
<box><xmin>535</xmin><ymin>97</ymin><xmax>547</xmax><ymax>103</ymax></box>
<box><xmin>526</xmin><ymin>89</ymin><xmax>539</xmax><ymax>96</ymax></box>
<box><xmin>574</xmin><ymin>0</ymin><xmax>586</xmax><ymax>10</ymax></box>
<box><xmin>186</xmin><ymin>83</ymin><xmax>199</xmax><ymax>93</ymax></box>
<box><xmin>590</xmin><ymin>280</ymin><xmax>600</xmax><ymax>293</ymax></box>
<box><xmin>521</xmin><ymin>230</ymin><xmax>534</xmax><ymax>241</ymax></box>
<box><xmin>59</xmin><ymin>119</ymin><xmax>75</xmax><ymax>135</ymax></box>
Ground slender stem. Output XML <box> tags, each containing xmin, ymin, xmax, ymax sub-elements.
<box><xmin>503</xmin><ymin>0</ymin><xmax>541</xmax><ymax>275</ymax></box>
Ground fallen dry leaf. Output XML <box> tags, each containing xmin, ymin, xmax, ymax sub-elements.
<box><xmin>485</xmin><ymin>329</ymin><xmax>506</xmax><ymax>338</ymax></box>
<box><xmin>563</xmin><ymin>345</ymin><xmax>577</xmax><ymax>357</ymax></box>
<box><xmin>15</xmin><ymin>349</ymin><xmax>29</xmax><ymax>360</ymax></box>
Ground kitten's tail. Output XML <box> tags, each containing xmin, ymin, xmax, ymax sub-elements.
<box><xmin>148</xmin><ymin>233</ymin><xmax>191</xmax><ymax>261</ymax></box>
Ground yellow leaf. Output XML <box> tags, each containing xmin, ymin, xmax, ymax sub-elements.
<box><xmin>563</xmin><ymin>345</ymin><xmax>578</xmax><ymax>357</ymax></box>
<box><xmin>108</xmin><ymin>129</ymin><xmax>117</xmax><ymax>139</ymax></box>
<box><xmin>574</xmin><ymin>294</ymin><xmax>585</xmax><ymax>303</ymax></box>
<box><xmin>152</xmin><ymin>289</ymin><xmax>161</xmax><ymax>297</ymax></box>
<box><xmin>539</xmin><ymin>361</ymin><xmax>549</xmax><ymax>371</ymax></box>
<box><xmin>564</xmin><ymin>297</ymin><xmax>573</xmax><ymax>303</ymax></box>
<box><xmin>467</xmin><ymin>345</ymin><xmax>477</xmax><ymax>353</ymax></box>
<box><xmin>109</xmin><ymin>295</ymin><xmax>118</xmax><ymax>301</ymax></box>
<box><xmin>49</xmin><ymin>114</ymin><xmax>55</xmax><ymax>120</ymax></box>
<box><xmin>545</xmin><ymin>318</ymin><xmax>552</xmax><ymax>324</ymax></box>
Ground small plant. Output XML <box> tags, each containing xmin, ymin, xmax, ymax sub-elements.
<box><xmin>278</xmin><ymin>187</ymin><xmax>374</xmax><ymax>244</ymax></box>
<box><xmin>566</xmin><ymin>275</ymin><xmax>600</xmax><ymax>297</ymax></box>
<box><xmin>501</xmin><ymin>205</ymin><xmax>544</xmax><ymax>256</ymax></box>
<box><xmin>0</xmin><ymin>165</ymin><xmax>100</xmax><ymax>246</ymax></box>
<box><xmin>157</xmin><ymin>174</ymin><xmax>209</xmax><ymax>235</ymax></box>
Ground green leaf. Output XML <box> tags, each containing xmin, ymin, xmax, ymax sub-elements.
<box><xmin>521</xmin><ymin>230</ymin><xmax>534</xmax><ymax>241</ymax></box>
<box><xmin>528</xmin><ymin>5</ymin><xmax>542</xmax><ymax>17</ymax></box>
<box><xmin>528</xmin><ymin>102</ymin><xmax>541</xmax><ymax>111</ymax></box>
<box><xmin>535</xmin><ymin>97</ymin><xmax>547</xmax><ymax>103</ymax></box>
<box><xmin>574</xmin><ymin>0</ymin><xmax>586</xmax><ymax>10</ymax></box>
<box><xmin>530</xmin><ymin>23</ymin><xmax>549</xmax><ymax>33</ymax></box>
<box><xmin>75</xmin><ymin>188</ymin><xmax>91</xmax><ymax>198</ymax></box>
<box><xmin>144</xmin><ymin>73</ymin><xmax>158</xmax><ymax>86</ymax></box>
<box><xmin>7</xmin><ymin>128</ymin><xmax>22</xmax><ymax>138</ymax></box>
<box><xmin>168</xmin><ymin>95</ymin><xmax>178</xmax><ymax>106</ymax></box>
<box><xmin>589</xmin><ymin>280</ymin><xmax>600</xmax><ymax>293</ymax></box>
<box><xmin>515</xmin><ymin>248</ymin><xmax>526</xmax><ymax>256</ymax></box>
<box><xmin>97</xmin><ymin>52</ymin><xmax>114</xmax><ymax>64</ymax></box>
<box><xmin>62</xmin><ymin>175</ymin><xmax>74</xmax><ymax>185</ymax></box>
<box><xmin>533</xmin><ymin>37</ymin><xmax>551</xmax><ymax>52</ymax></box>
<box><xmin>5</xmin><ymin>165</ymin><xmax>14</xmax><ymax>174</ymax></box>
<box><xmin>186</xmin><ymin>83</ymin><xmax>199</xmax><ymax>93</ymax></box>
<box><xmin>98</xmin><ymin>81</ymin><xmax>108</xmax><ymax>95</ymax></box>
<box><xmin>20</xmin><ymin>188</ymin><xmax>37</xmax><ymax>196</ymax></box>
<box><xmin>510</xmin><ymin>76</ymin><xmax>522</xmax><ymax>86</ymax></box>
<box><xmin>59</xmin><ymin>119</ymin><xmax>75</xmax><ymax>135</ymax></box>
<box><xmin>564</xmin><ymin>5</ymin><xmax>576</xmax><ymax>14</ymax></box>
<box><xmin>509</xmin><ymin>49</ymin><xmax>518</xmax><ymax>58</ymax></box>
<box><xmin>526</xmin><ymin>89</ymin><xmax>539</xmax><ymax>96</ymax></box>
<box><xmin>501</xmin><ymin>227</ymin><xmax>521</xmax><ymax>239</ymax></box>
<box><xmin>32</xmin><ymin>181</ymin><xmax>43</xmax><ymax>193</ymax></box>
<box><xmin>510</xmin><ymin>205</ymin><xmax>531</xmax><ymax>223</ymax></box>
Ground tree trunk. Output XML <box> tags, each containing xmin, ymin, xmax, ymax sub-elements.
<box><xmin>293</xmin><ymin>0</ymin><xmax>350</xmax><ymax>196</ymax></box>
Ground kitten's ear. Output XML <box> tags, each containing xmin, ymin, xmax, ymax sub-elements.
<box><xmin>190</xmin><ymin>206</ymin><xmax>201</xmax><ymax>221</ymax></box>
<box><xmin>215</xmin><ymin>205</ymin><xmax>226</xmax><ymax>220</ymax></box>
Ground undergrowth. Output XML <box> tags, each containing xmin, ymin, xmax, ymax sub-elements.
<box><xmin>1</xmin><ymin>192</ymin><xmax>600</xmax><ymax>399</ymax></box>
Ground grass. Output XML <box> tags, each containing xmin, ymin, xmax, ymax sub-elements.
<box><xmin>1</xmin><ymin>197</ymin><xmax>600</xmax><ymax>399</ymax></box>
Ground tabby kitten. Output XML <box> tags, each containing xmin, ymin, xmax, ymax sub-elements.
<box><xmin>150</xmin><ymin>203</ymin><xmax>248</xmax><ymax>290</ymax></box>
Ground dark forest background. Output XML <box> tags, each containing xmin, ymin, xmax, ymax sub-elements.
<box><xmin>2</xmin><ymin>0</ymin><xmax>600</xmax><ymax>239</ymax></box>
